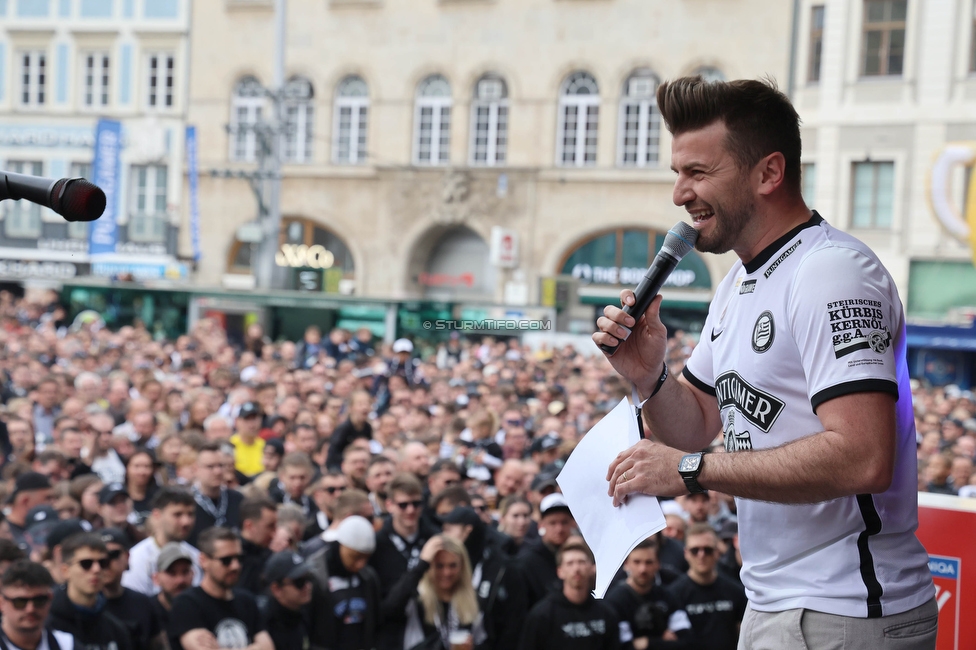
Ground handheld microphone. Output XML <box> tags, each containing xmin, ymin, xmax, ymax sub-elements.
<box><xmin>599</xmin><ymin>221</ymin><xmax>699</xmax><ymax>356</ymax></box>
<box><xmin>0</xmin><ymin>171</ymin><xmax>107</xmax><ymax>223</ymax></box>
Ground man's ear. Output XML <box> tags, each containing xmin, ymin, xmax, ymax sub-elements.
<box><xmin>756</xmin><ymin>152</ymin><xmax>787</xmax><ymax>196</ymax></box>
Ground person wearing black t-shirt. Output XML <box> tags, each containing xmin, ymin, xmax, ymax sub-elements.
<box><xmin>605</xmin><ymin>538</ymin><xmax>692</xmax><ymax>649</ymax></box>
<box><xmin>260</xmin><ymin>551</ymin><xmax>313</xmax><ymax>650</ymax></box>
<box><xmin>167</xmin><ymin>527</ymin><xmax>272</xmax><ymax>650</ymax></box>
<box><xmin>187</xmin><ymin>442</ymin><xmax>244</xmax><ymax>547</ymax></box>
<box><xmin>519</xmin><ymin>540</ymin><xmax>620</xmax><ymax>650</ymax></box>
<box><xmin>100</xmin><ymin>528</ymin><xmax>164</xmax><ymax>650</ymax></box>
<box><xmin>667</xmin><ymin>525</ymin><xmax>746</xmax><ymax>650</ymax></box>
<box><xmin>326</xmin><ymin>391</ymin><xmax>373</xmax><ymax>471</ymax></box>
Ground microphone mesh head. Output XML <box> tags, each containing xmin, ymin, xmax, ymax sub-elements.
<box><xmin>661</xmin><ymin>221</ymin><xmax>699</xmax><ymax>260</ymax></box>
<box><xmin>56</xmin><ymin>178</ymin><xmax>107</xmax><ymax>222</ymax></box>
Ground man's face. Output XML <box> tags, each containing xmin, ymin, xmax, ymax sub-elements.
<box><xmin>342</xmin><ymin>451</ymin><xmax>370</xmax><ymax>483</ymax></box>
<box><xmin>59</xmin><ymin>431</ymin><xmax>84</xmax><ymax>459</ymax></box>
<box><xmin>495</xmin><ymin>465</ymin><xmax>524</xmax><ymax>497</ymax></box>
<box><xmin>63</xmin><ymin>546</ymin><xmax>108</xmax><ymax>598</ymax></box>
<box><xmin>365</xmin><ymin>462</ymin><xmax>394</xmax><ymax>496</ymax></box>
<box><xmin>154</xmin><ymin>559</ymin><xmax>194</xmax><ymax>600</ymax></box>
<box><xmin>20</xmin><ymin>488</ymin><xmax>54</xmax><ymax>514</ymax></box>
<box><xmin>624</xmin><ymin>547</ymin><xmax>659</xmax><ymax>592</ymax></box>
<box><xmin>351</xmin><ymin>394</ymin><xmax>371</xmax><ymax>419</ymax></box>
<box><xmin>157</xmin><ymin>504</ymin><xmax>196</xmax><ymax>543</ymax></box>
<box><xmin>442</xmin><ymin>523</ymin><xmax>473</xmax><ymax>543</ymax></box>
<box><xmin>403</xmin><ymin>445</ymin><xmax>430</xmax><ymax>478</ymax></box>
<box><xmin>295</xmin><ymin>429</ymin><xmax>317</xmax><ymax>455</ymax></box>
<box><xmin>237</xmin><ymin>413</ymin><xmax>261</xmax><ymax>436</ymax></box>
<box><xmin>557</xmin><ymin>549</ymin><xmax>594</xmax><ymax>592</ymax></box>
<box><xmin>100</xmin><ymin>495</ymin><xmax>133</xmax><ymax>527</ymax></box>
<box><xmin>203</xmin><ymin>539</ymin><xmax>242</xmax><ymax>590</ymax></box>
<box><xmin>273</xmin><ymin>574</ymin><xmax>313</xmax><ymax>610</ymax></box>
<box><xmin>133</xmin><ymin>413</ymin><xmax>155</xmax><ymax>439</ymax></box>
<box><xmin>206</xmin><ymin>420</ymin><xmax>232</xmax><ymax>441</ymax></box>
<box><xmin>338</xmin><ymin>546</ymin><xmax>371</xmax><ymax>575</ymax></box>
<box><xmin>387</xmin><ymin>490</ymin><xmax>423</xmax><ymax>530</ymax></box>
<box><xmin>196</xmin><ymin>451</ymin><xmax>226</xmax><ymax>491</ymax></box>
<box><xmin>7</xmin><ymin>422</ymin><xmax>33</xmax><ymax>451</ymax></box>
<box><xmin>685</xmin><ymin>533</ymin><xmax>719</xmax><ymax>575</ymax></box>
<box><xmin>246</xmin><ymin>508</ymin><xmax>277</xmax><ymax>548</ymax></box>
<box><xmin>428</xmin><ymin>469</ymin><xmax>461</xmax><ymax>498</ymax></box>
<box><xmin>280</xmin><ymin>465</ymin><xmax>311</xmax><ymax>499</ymax></box>
<box><xmin>313</xmin><ymin>476</ymin><xmax>348</xmax><ymax>515</ymax></box>
<box><xmin>541</xmin><ymin>511</ymin><xmax>574</xmax><ymax>547</ymax></box>
<box><xmin>683</xmin><ymin>493</ymin><xmax>711</xmax><ymax>523</ymax></box>
<box><xmin>36</xmin><ymin>382</ymin><xmax>58</xmax><ymax>409</ymax></box>
<box><xmin>0</xmin><ymin>583</ymin><xmax>53</xmax><ymax>636</ymax></box>
<box><xmin>104</xmin><ymin>543</ymin><xmax>128</xmax><ymax>585</ymax></box>
<box><xmin>671</xmin><ymin>121</ymin><xmax>757</xmax><ymax>256</ymax></box>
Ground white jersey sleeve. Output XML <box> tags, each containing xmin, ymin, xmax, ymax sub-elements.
<box><xmin>787</xmin><ymin>243</ymin><xmax>900</xmax><ymax>412</ymax></box>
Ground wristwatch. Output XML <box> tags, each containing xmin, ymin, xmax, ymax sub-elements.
<box><xmin>678</xmin><ymin>452</ymin><xmax>706</xmax><ymax>495</ymax></box>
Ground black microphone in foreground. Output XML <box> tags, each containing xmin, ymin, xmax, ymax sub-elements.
<box><xmin>0</xmin><ymin>171</ymin><xmax>107</xmax><ymax>223</ymax></box>
<box><xmin>600</xmin><ymin>221</ymin><xmax>699</xmax><ymax>356</ymax></box>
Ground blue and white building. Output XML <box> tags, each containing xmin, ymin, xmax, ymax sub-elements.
<box><xmin>0</xmin><ymin>0</ymin><xmax>190</xmax><ymax>283</ymax></box>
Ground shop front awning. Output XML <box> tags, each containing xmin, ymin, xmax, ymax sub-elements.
<box><xmin>906</xmin><ymin>324</ymin><xmax>976</xmax><ymax>352</ymax></box>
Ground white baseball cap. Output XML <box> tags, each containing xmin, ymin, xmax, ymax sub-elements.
<box><xmin>336</xmin><ymin>515</ymin><xmax>376</xmax><ymax>554</ymax></box>
<box><xmin>392</xmin><ymin>338</ymin><xmax>414</xmax><ymax>354</ymax></box>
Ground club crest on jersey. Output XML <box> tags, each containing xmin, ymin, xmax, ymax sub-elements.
<box><xmin>826</xmin><ymin>298</ymin><xmax>891</xmax><ymax>358</ymax></box>
<box><xmin>723</xmin><ymin>410</ymin><xmax>753</xmax><ymax>452</ymax></box>
<box><xmin>714</xmin><ymin>371</ymin><xmax>785</xmax><ymax>433</ymax></box>
<box><xmin>752</xmin><ymin>311</ymin><xmax>774</xmax><ymax>353</ymax></box>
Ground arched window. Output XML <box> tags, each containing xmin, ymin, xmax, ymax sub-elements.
<box><xmin>469</xmin><ymin>74</ymin><xmax>508</xmax><ymax>166</ymax></box>
<box><xmin>557</xmin><ymin>71</ymin><xmax>599</xmax><ymax>166</ymax></box>
<box><xmin>229</xmin><ymin>76</ymin><xmax>267</xmax><ymax>162</ymax></box>
<box><xmin>695</xmin><ymin>66</ymin><xmax>726</xmax><ymax>83</ymax></box>
<box><xmin>282</xmin><ymin>76</ymin><xmax>314</xmax><ymax>163</ymax></box>
<box><xmin>618</xmin><ymin>70</ymin><xmax>660</xmax><ymax>167</ymax></box>
<box><xmin>333</xmin><ymin>75</ymin><xmax>369</xmax><ymax>164</ymax></box>
<box><xmin>414</xmin><ymin>74</ymin><xmax>452</xmax><ymax>165</ymax></box>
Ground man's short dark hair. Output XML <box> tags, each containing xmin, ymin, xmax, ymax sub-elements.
<box><xmin>240</xmin><ymin>496</ymin><xmax>276</xmax><ymax>523</ymax></box>
<box><xmin>150</xmin><ymin>486</ymin><xmax>195</xmax><ymax>512</ymax></box>
<box><xmin>0</xmin><ymin>539</ymin><xmax>27</xmax><ymax>565</ymax></box>
<box><xmin>429</xmin><ymin>459</ymin><xmax>461</xmax><ymax>477</ymax></box>
<box><xmin>197</xmin><ymin>440</ymin><xmax>223</xmax><ymax>455</ymax></box>
<box><xmin>280</xmin><ymin>452</ymin><xmax>314</xmax><ymax>472</ymax></box>
<box><xmin>431</xmin><ymin>486</ymin><xmax>471</xmax><ymax>512</ymax></box>
<box><xmin>386</xmin><ymin>473</ymin><xmax>422</xmax><ymax>499</ymax></box>
<box><xmin>197</xmin><ymin>527</ymin><xmax>240</xmax><ymax>557</ymax></box>
<box><xmin>657</xmin><ymin>76</ymin><xmax>802</xmax><ymax>193</ymax></box>
<box><xmin>60</xmin><ymin>532</ymin><xmax>107</xmax><ymax>565</ymax></box>
<box><xmin>2</xmin><ymin>560</ymin><xmax>54</xmax><ymax>588</ymax></box>
<box><xmin>557</xmin><ymin>539</ymin><xmax>594</xmax><ymax>566</ymax></box>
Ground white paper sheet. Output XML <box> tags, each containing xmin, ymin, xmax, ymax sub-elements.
<box><xmin>556</xmin><ymin>396</ymin><xmax>667</xmax><ymax>598</ymax></box>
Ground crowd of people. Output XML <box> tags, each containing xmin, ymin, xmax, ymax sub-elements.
<box><xmin>0</xmin><ymin>289</ymin><xmax>969</xmax><ymax>650</ymax></box>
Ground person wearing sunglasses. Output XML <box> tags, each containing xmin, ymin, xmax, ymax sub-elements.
<box><xmin>668</xmin><ymin>523</ymin><xmax>747</xmax><ymax>650</ymax></box>
<box><xmin>100</xmin><ymin>528</ymin><xmax>165</xmax><ymax>650</ymax></box>
<box><xmin>48</xmin><ymin>532</ymin><xmax>133</xmax><ymax>650</ymax></box>
<box><xmin>306</xmin><ymin>471</ymin><xmax>350</xmax><ymax>540</ymax></box>
<box><xmin>0</xmin><ymin>560</ymin><xmax>73</xmax><ymax>650</ymax></box>
<box><xmin>167</xmin><ymin>527</ymin><xmax>272</xmax><ymax>650</ymax></box>
<box><xmin>372</xmin><ymin>474</ymin><xmax>438</xmax><ymax>600</ymax></box>
<box><xmin>261</xmin><ymin>551</ymin><xmax>314</xmax><ymax>650</ymax></box>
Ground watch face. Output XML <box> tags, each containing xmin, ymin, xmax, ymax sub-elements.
<box><xmin>679</xmin><ymin>455</ymin><xmax>701</xmax><ymax>473</ymax></box>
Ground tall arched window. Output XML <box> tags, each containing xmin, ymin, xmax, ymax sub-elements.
<box><xmin>333</xmin><ymin>75</ymin><xmax>369</xmax><ymax>164</ymax></box>
<box><xmin>414</xmin><ymin>74</ymin><xmax>452</xmax><ymax>165</ymax></box>
<box><xmin>282</xmin><ymin>76</ymin><xmax>314</xmax><ymax>163</ymax></box>
<box><xmin>557</xmin><ymin>71</ymin><xmax>599</xmax><ymax>166</ymax></box>
<box><xmin>229</xmin><ymin>76</ymin><xmax>267</xmax><ymax>162</ymax></box>
<box><xmin>469</xmin><ymin>74</ymin><xmax>508</xmax><ymax>166</ymax></box>
<box><xmin>618</xmin><ymin>70</ymin><xmax>660</xmax><ymax>167</ymax></box>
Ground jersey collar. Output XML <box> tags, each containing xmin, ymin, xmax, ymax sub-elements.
<box><xmin>743</xmin><ymin>211</ymin><xmax>824</xmax><ymax>275</ymax></box>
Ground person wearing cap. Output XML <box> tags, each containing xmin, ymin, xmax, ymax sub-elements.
<box><xmin>306</xmin><ymin>515</ymin><xmax>382</xmax><ymax>650</ymax></box>
<box><xmin>167</xmin><ymin>527</ymin><xmax>272</xmax><ymax>650</ymax></box>
<box><xmin>517</xmin><ymin>492</ymin><xmax>576</xmax><ymax>609</ymax></box>
<box><xmin>441</xmin><ymin>506</ymin><xmax>528</xmax><ymax>650</ymax></box>
<box><xmin>100</xmin><ymin>527</ymin><xmax>165</xmax><ymax>650</ymax></box>
<box><xmin>325</xmin><ymin>390</ymin><xmax>373</xmax><ymax>471</ymax></box>
<box><xmin>229</xmin><ymin>401</ymin><xmax>266</xmax><ymax>479</ymax></box>
<box><xmin>527</xmin><ymin>469</ymin><xmax>559</xmax><ymax>519</ymax></box>
<box><xmin>150</xmin><ymin>542</ymin><xmax>195</xmax><ymax>633</ymax></box>
<box><xmin>667</xmin><ymin>523</ymin><xmax>747</xmax><ymax>650</ymax></box>
<box><xmin>0</xmin><ymin>560</ymin><xmax>73</xmax><ymax>650</ymax></box>
<box><xmin>94</xmin><ymin>483</ymin><xmax>146</xmax><ymax>546</ymax></box>
<box><xmin>187</xmin><ymin>441</ymin><xmax>244</xmax><ymax>548</ymax></box>
<box><xmin>6</xmin><ymin>473</ymin><xmax>54</xmax><ymax>548</ymax></box>
<box><xmin>122</xmin><ymin>487</ymin><xmax>201</xmax><ymax>596</ymax></box>
<box><xmin>604</xmin><ymin>537</ymin><xmax>693</xmax><ymax>650</ymax></box>
<box><xmin>260</xmin><ymin>552</ymin><xmax>313</xmax><ymax>650</ymax></box>
<box><xmin>39</xmin><ymin>518</ymin><xmax>93</xmax><ymax>584</ymax></box>
<box><xmin>529</xmin><ymin>433</ymin><xmax>562</xmax><ymax>469</ymax></box>
<box><xmin>48</xmin><ymin>532</ymin><xmax>133</xmax><ymax>650</ymax></box>
<box><xmin>519</xmin><ymin>540</ymin><xmax>621</xmax><ymax>650</ymax></box>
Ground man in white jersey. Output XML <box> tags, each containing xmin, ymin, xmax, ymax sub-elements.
<box><xmin>595</xmin><ymin>76</ymin><xmax>936</xmax><ymax>649</ymax></box>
